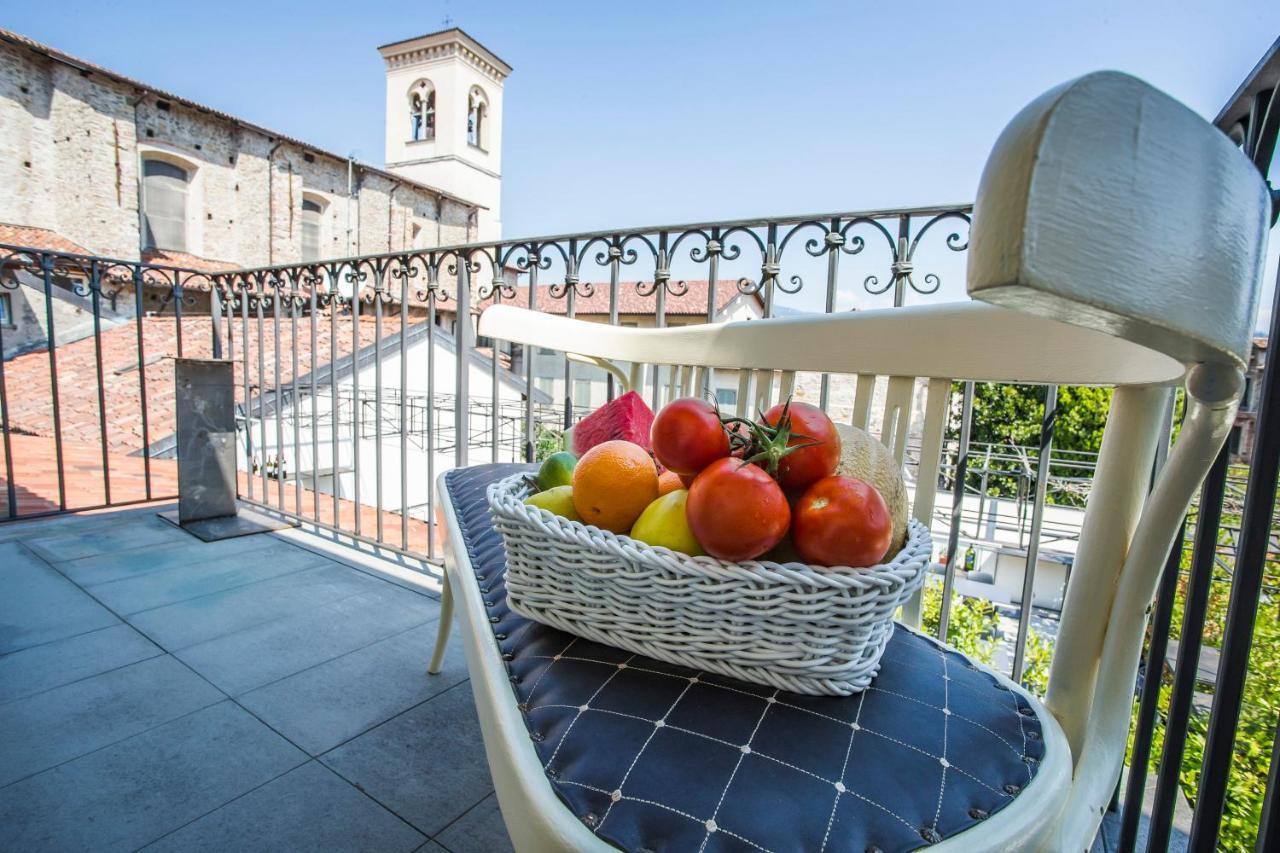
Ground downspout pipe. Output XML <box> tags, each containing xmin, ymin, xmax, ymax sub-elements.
<box><xmin>129</xmin><ymin>89</ymin><xmax>150</xmax><ymax>260</ymax></box>
<box><xmin>266</xmin><ymin>141</ymin><xmax>284</xmax><ymax>264</ymax></box>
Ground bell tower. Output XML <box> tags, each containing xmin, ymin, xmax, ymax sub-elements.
<box><xmin>379</xmin><ymin>28</ymin><xmax>510</xmax><ymax>241</ymax></box>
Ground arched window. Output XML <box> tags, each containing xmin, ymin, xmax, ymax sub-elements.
<box><xmin>141</xmin><ymin>157</ymin><xmax>190</xmax><ymax>251</ymax></box>
<box><xmin>467</xmin><ymin>86</ymin><xmax>489</xmax><ymax>149</ymax></box>
<box><xmin>408</xmin><ymin>80</ymin><xmax>436</xmax><ymax>141</ymax></box>
<box><xmin>300</xmin><ymin>195</ymin><xmax>326</xmax><ymax>262</ymax></box>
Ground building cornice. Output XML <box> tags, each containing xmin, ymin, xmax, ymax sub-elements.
<box><xmin>378</xmin><ymin>28</ymin><xmax>511</xmax><ymax>83</ymax></box>
<box><xmin>386</xmin><ymin>153</ymin><xmax>502</xmax><ymax>181</ymax></box>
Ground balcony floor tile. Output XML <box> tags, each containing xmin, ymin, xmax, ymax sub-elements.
<box><xmin>0</xmin><ymin>654</ymin><xmax>225</xmax><ymax>787</ymax></box>
<box><xmin>138</xmin><ymin>760</ymin><xmax>425</xmax><ymax>852</ymax></box>
<box><xmin>435</xmin><ymin>792</ymin><xmax>516</xmax><ymax>853</ymax></box>
<box><xmin>0</xmin><ymin>542</ymin><xmax>119</xmax><ymax>653</ymax></box>
<box><xmin>322</xmin><ymin>682</ymin><xmax>495</xmax><ymax>837</ymax></box>
<box><xmin>0</xmin><ymin>701</ymin><xmax>308</xmax><ymax>852</ymax></box>
<box><xmin>0</xmin><ymin>623</ymin><xmax>163</xmax><ymax>704</ymax></box>
<box><xmin>174</xmin><ymin>584</ymin><xmax>440</xmax><ymax>696</ymax></box>
<box><xmin>237</xmin><ymin>622</ymin><xmax>467</xmax><ymax>755</ymax></box>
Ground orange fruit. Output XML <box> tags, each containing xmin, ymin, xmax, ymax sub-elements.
<box><xmin>572</xmin><ymin>440</ymin><xmax>659</xmax><ymax>533</ymax></box>
<box><xmin>657</xmin><ymin>469</ymin><xmax>683</xmax><ymax>496</ymax></box>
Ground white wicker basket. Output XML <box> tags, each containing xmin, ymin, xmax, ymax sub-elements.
<box><xmin>487</xmin><ymin>472</ymin><xmax>932</xmax><ymax>696</ymax></box>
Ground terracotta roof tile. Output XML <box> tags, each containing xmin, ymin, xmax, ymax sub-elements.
<box><xmin>141</xmin><ymin>249</ymin><xmax>239</xmax><ymax>273</ymax></box>
<box><xmin>0</xmin><ymin>223</ymin><xmax>91</xmax><ymax>256</ymax></box>
<box><xmin>2</xmin><ymin>311</ymin><xmax>409</xmax><ymax>456</ymax></box>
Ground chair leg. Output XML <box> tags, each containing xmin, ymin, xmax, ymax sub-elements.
<box><xmin>427</xmin><ymin>571</ymin><xmax>453</xmax><ymax>675</ymax></box>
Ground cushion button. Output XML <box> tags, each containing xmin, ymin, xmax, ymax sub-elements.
<box><xmin>530</xmin><ymin>731</ymin><xmax>544</xmax><ymax>742</ymax></box>
<box><xmin>489</xmin><ymin>616</ymin><xmax>500</xmax><ymax>624</ymax></box>
<box><xmin>583</xmin><ymin>813</ymin><xmax>598</xmax><ymax>828</ymax></box>
<box><xmin>919</xmin><ymin>826</ymin><xmax>942</xmax><ymax>843</ymax></box>
<box><xmin>1004</xmin><ymin>783</ymin><xmax>1021</xmax><ymax>795</ymax></box>
<box><xmin>865</xmin><ymin>847</ymin><xmax>885</xmax><ymax>853</ymax></box>
<box><xmin>969</xmin><ymin>807</ymin><xmax>989</xmax><ymax>820</ymax></box>
<box><xmin>484</xmin><ymin>601</ymin><xmax>495</xmax><ymax>607</ymax></box>
<box><xmin>502</xmin><ymin>653</ymin><xmax>514</xmax><ymax>661</ymax></box>
<box><xmin>1027</xmin><ymin>730</ymin><xmax>1041</xmax><ymax>741</ymax></box>
<box><xmin>495</xmin><ymin>633</ymin><xmax>507</xmax><ymax>640</ymax></box>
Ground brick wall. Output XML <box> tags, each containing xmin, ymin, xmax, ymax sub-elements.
<box><xmin>0</xmin><ymin>41</ymin><xmax>473</xmax><ymax>268</ymax></box>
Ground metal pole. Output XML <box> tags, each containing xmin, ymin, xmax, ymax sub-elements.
<box><xmin>89</xmin><ymin>261</ymin><xmax>111</xmax><ymax>507</ymax></box>
<box><xmin>1117</xmin><ymin>390</ymin><xmax>1178</xmax><ymax>853</ymax></box>
<box><xmin>938</xmin><ymin>381</ymin><xmax>974</xmax><ymax>640</ymax></box>
<box><xmin>374</xmin><ymin>268</ymin><xmax>385</xmax><ymax>543</ymax></box>
<box><xmin>454</xmin><ymin>256</ymin><xmax>471</xmax><ymax>467</ymax></box>
<box><xmin>1149</xmin><ymin>446</ymin><xmax>1230</xmax><ymax>851</ymax></box>
<box><xmin>1012</xmin><ymin>384</ymin><xmax>1057</xmax><ymax>682</ymax></box>
<box><xmin>819</xmin><ymin>217</ymin><xmax>841</xmax><ymax>411</ymax></box>
<box><xmin>1196</xmin><ymin>247</ymin><xmax>1280</xmax><ymax>847</ymax></box>
<box><xmin>40</xmin><ymin>255</ymin><xmax>66</xmax><ymax>511</ymax></box>
<box><xmin>524</xmin><ymin>257</ymin><xmax>537</xmax><ymax>462</ymax></box>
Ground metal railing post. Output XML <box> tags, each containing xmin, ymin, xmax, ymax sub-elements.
<box><xmin>454</xmin><ymin>255</ymin><xmax>471</xmax><ymax>467</ymax></box>
<box><xmin>1012</xmin><ymin>384</ymin><xmax>1057</xmax><ymax>682</ymax></box>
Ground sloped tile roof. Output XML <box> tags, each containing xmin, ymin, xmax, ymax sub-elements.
<box><xmin>0</xmin><ymin>223</ymin><xmax>91</xmax><ymax>256</ymax></box>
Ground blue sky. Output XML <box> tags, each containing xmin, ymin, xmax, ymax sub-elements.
<box><xmin>7</xmin><ymin>1</ymin><xmax>1279</xmax><ymax>324</ymax></box>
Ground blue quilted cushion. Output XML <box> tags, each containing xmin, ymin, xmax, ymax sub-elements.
<box><xmin>447</xmin><ymin>464</ymin><xmax>1046</xmax><ymax>852</ymax></box>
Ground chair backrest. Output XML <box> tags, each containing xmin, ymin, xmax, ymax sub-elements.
<box><xmin>476</xmin><ymin>71</ymin><xmax>1270</xmax><ymax>849</ymax></box>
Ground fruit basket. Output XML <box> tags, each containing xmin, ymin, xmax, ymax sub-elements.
<box><xmin>487</xmin><ymin>471</ymin><xmax>932</xmax><ymax>696</ymax></box>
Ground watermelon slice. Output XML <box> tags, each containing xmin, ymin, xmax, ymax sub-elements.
<box><xmin>571</xmin><ymin>390</ymin><xmax>655</xmax><ymax>455</ymax></box>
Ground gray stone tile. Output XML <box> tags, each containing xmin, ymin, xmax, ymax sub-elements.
<box><xmin>175</xmin><ymin>584</ymin><xmax>441</xmax><ymax>696</ymax></box>
<box><xmin>237</xmin><ymin>622</ymin><xmax>467</xmax><ymax>755</ymax></box>
<box><xmin>127</xmin><ymin>562</ymin><xmax>393</xmax><ymax>650</ymax></box>
<box><xmin>24</xmin><ymin>518</ymin><xmax>188</xmax><ymax>562</ymax></box>
<box><xmin>435</xmin><ymin>793</ymin><xmax>514</xmax><ymax>853</ymax></box>
<box><xmin>0</xmin><ymin>701</ymin><xmax>307</xmax><ymax>853</ymax></box>
<box><xmin>140</xmin><ymin>760</ymin><xmax>424</xmax><ymax>852</ymax></box>
<box><xmin>323</xmin><ymin>683</ymin><xmax>494</xmax><ymax>837</ymax></box>
<box><xmin>87</xmin><ymin>540</ymin><xmax>331</xmax><ymax>615</ymax></box>
<box><xmin>0</xmin><ymin>623</ymin><xmax>162</xmax><ymax>703</ymax></box>
<box><xmin>0</xmin><ymin>654</ymin><xmax>224</xmax><ymax>786</ymax></box>
<box><xmin>56</xmin><ymin>531</ymin><xmax>281</xmax><ymax>586</ymax></box>
<box><xmin>0</xmin><ymin>542</ymin><xmax>119</xmax><ymax>654</ymax></box>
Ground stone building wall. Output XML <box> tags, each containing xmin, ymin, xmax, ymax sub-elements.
<box><xmin>0</xmin><ymin>39</ymin><xmax>477</xmax><ymax>269</ymax></box>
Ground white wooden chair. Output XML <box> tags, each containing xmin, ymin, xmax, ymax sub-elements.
<box><xmin>429</xmin><ymin>72</ymin><xmax>1269</xmax><ymax>851</ymax></box>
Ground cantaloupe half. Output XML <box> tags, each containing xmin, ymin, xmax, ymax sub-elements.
<box><xmin>832</xmin><ymin>423</ymin><xmax>909</xmax><ymax>556</ymax></box>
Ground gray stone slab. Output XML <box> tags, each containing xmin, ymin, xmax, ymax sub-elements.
<box><xmin>127</xmin><ymin>562</ymin><xmax>394</xmax><ymax>650</ymax></box>
<box><xmin>175</xmin><ymin>584</ymin><xmax>441</xmax><ymax>697</ymax></box>
<box><xmin>159</xmin><ymin>505</ymin><xmax>298</xmax><ymax>541</ymax></box>
<box><xmin>57</xmin><ymin>531</ymin><xmax>283</xmax><ymax>586</ymax></box>
<box><xmin>0</xmin><ymin>701</ymin><xmax>307</xmax><ymax>852</ymax></box>
<box><xmin>0</xmin><ymin>623</ymin><xmax>162</xmax><ymax>703</ymax></box>
<box><xmin>24</xmin><ymin>518</ymin><xmax>189</xmax><ymax>562</ymax></box>
<box><xmin>0</xmin><ymin>542</ymin><xmax>119</xmax><ymax>654</ymax></box>
<box><xmin>435</xmin><ymin>793</ymin><xmax>514</xmax><ymax>853</ymax></box>
<box><xmin>86</xmin><ymin>540</ymin><xmax>330</xmax><ymax>615</ymax></box>
<box><xmin>238</xmin><ymin>622</ymin><xmax>468</xmax><ymax>755</ymax></box>
<box><xmin>140</xmin><ymin>760</ymin><xmax>424</xmax><ymax>852</ymax></box>
<box><xmin>174</xmin><ymin>358</ymin><xmax>238</xmax><ymax>523</ymax></box>
<box><xmin>323</xmin><ymin>682</ymin><xmax>494</xmax><ymax>837</ymax></box>
<box><xmin>0</xmin><ymin>654</ymin><xmax>224</xmax><ymax>786</ymax></box>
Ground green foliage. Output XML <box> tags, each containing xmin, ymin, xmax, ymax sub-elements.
<box><xmin>951</xmin><ymin>383</ymin><xmax>1113</xmax><ymax>455</ymax></box>
<box><xmin>533</xmin><ymin>425</ymin><xmax>565</xmax><ymax>462</ymax></box>
<box><xmin>918</xmin><ymin>583</ymin><xmax>1051</xmax><ymax>694</ymax></box>
<box><xmin>947</xmin><ymin>383</ymin><xmax>1114</xmax><ymax>506</ymax></box>
<box><xmin>1123</xmin><ymin>490</ymin><xmax>1280</xmax><ymax>851</ymax></box>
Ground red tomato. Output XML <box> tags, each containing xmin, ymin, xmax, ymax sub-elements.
<box><xmin>651</xmin><ymin>398</ymin><xmax>730</xmax><ymax>476</ymax></box>
<box><xmin>792</xmin><ymin>476</ymin><xmax>893</xmax><ymax>568</ymax></box>
<box><xmin>760</xmin><ymin>402</ymin><xmax>841</xmax><ymax>493</ymax></box>
<box><xmin>686</xmin><ymin>458</ymin><xmax>790</xmax><ymax>561</ymax></box>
